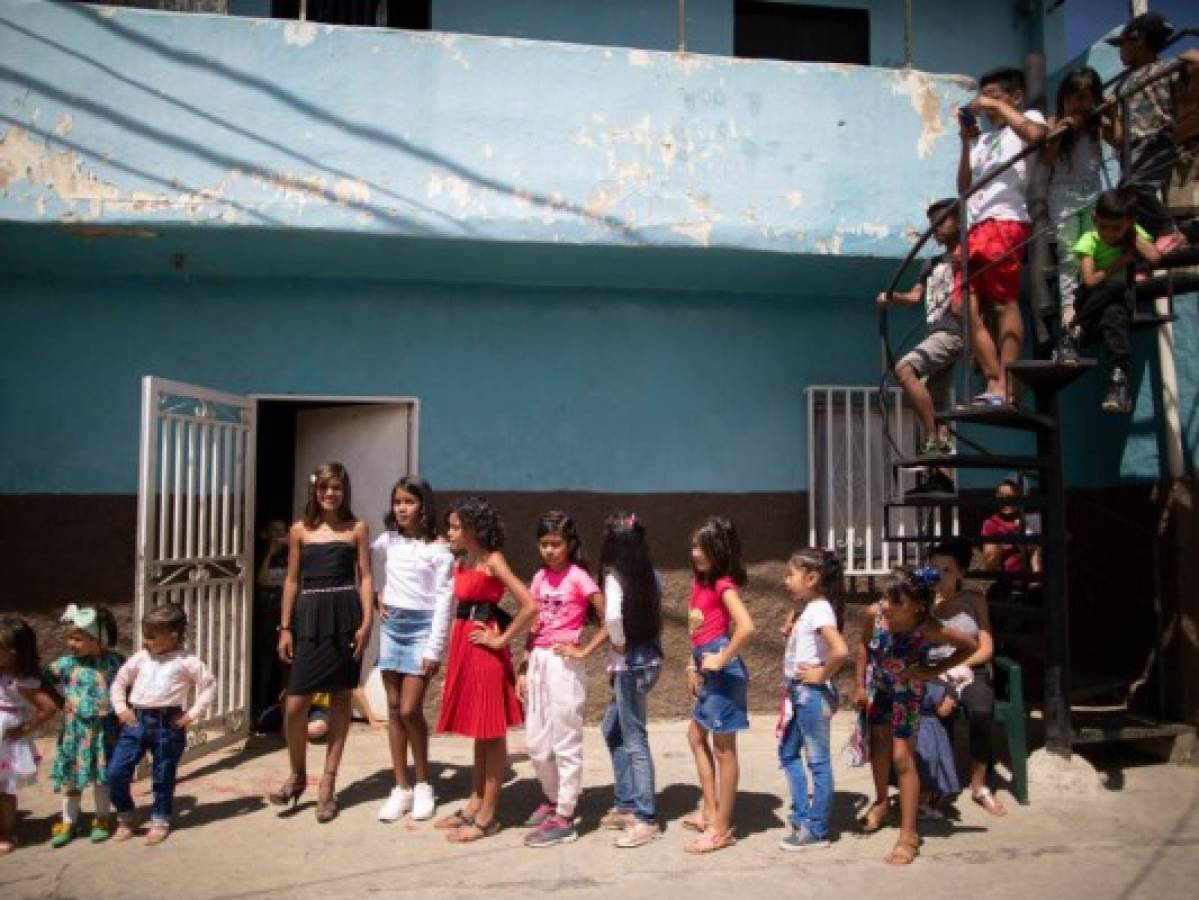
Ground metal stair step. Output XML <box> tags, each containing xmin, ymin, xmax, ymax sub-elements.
<box><xmin>884</xmin><ymin>494</ymin><xmax>1046</xmax><ymax>510</ymax></box>
<box><xmin>882</xmin><ymin>532</ymin><xmax>1045</xmax><ymax>546</ymax></box>
<box><xmin>940</xmin><ymin>404</ymin><xmax>1055</xmax><ymax>432</ymax></box>
<box><xmin>1005</xmin><ymin>359</ymin><xmax>1097</xmax><ymax>391</ymax></box>
<box><xmin>892</xmin><ymin>453</ymin><xmax>1049</xmax><ymax>471</ymax></box>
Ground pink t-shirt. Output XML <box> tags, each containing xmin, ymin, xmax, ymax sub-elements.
<box><xmin>528</xmin><ymin>564</ymin><xmax>600</xmax><ymax>649</ymax></box>
<box><xmin>689</xmin><ymin>576</ymin><xmax>738</xmax><ymax>647</ymax></box>
<box><xmin>981</xmin><ymin>514</ymin><xmax>1024</xmax><ymax>574</ymax></box>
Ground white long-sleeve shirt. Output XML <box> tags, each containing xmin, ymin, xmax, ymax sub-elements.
<box><xmin>370</xmin><ymin>532</ymin><xmax>455</xmax><ymax>662</ymax></box>
<box><xmin>110</xmin><ymin>649</ymin><xmax>216</xmax><ymax>722</ymax></box>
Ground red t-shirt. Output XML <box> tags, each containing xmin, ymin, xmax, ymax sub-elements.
<box><xmin>981</xmin><ymin>514</ymin><xmax>1024</xmax><ymax>574</ymax></box>
<box><xmin>689</xmin><ymin>576</ymin><xmax>738</xmax><ymax>647</ymax></box>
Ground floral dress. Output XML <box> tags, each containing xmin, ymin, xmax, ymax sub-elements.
<box><xmin>44</xmin><ymin>651</ymin><xmax>125</xmax><ymax>792</ymax></box>
<box><xmin>864</xmin><ymin>614</ymin><xmax>927</xmax><ymax>740</ymax></box>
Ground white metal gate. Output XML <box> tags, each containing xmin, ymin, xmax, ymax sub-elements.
<box><xmin>136</xmin><ymin>377</ymin><xmax>256</xmax><ymax>761</ymax></box>
<box><xmin>806</xmin><ymin>386</ymin><xmax>957</xmax><ymax>575</ymax></box>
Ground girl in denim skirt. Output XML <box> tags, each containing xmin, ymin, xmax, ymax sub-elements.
<box><xmin>682</xmin><ymin>516</ymin><xmax>755</xmax><ymax>854</ymax></box>
<box><xmin>371</xmin><ymin>478</ymin><xmax>455</xmax><ymax>824</ymax></box>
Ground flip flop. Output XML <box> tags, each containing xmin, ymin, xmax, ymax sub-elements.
<box><xmin>972</xmin><ymin>787</ymin><xmax>1008</xmax><ymax>817</ymax></box>
<box><xmin>680</xmin><ymin>811</ymin><xmax>710</xmax><ymax>833</ymax></box>
<box><xmin>972</xmin><ymin>393</ymin><xmax>1005</xmax><ymax>408</ymax></box>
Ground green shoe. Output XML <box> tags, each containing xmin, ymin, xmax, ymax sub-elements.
<box><xmin>50</xmin><ymin>821</ymin><xmax>76</xmax><ymax>848</ymax></box>
<box><xmin>89</xmin><ymin>816</ymin><xmax>113</xmax><ymax>843</ymax></box>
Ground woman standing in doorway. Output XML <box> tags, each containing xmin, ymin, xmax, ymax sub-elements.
<box><xmin>269</xmin><ymin>462</ymin><xmax>373</xmax><ymax>822</ymax></box>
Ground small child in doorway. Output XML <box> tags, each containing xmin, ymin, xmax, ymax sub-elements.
<box><xmin>108</xmin><ymin>602</ymin><xmax>216</xmax><ymax>845</ymax></box>
<box><xmin>776</xmin><ymin>548</ymin><xmax>848</xmax><ymax>852</ymax></box>
<box><xmin>1055</xmin><ymin>188</ymin><xmax>1163</xmax><ymax>413</ymax></box>
<box><xmin>958</xmin><ymin>66</ymin><xmax>1049</xmax><ymax>405</ymax></box>
<box><xmin>44</xmin><ymin>604</ymin><xmax>125</xmax><ymax>846</ymax></box>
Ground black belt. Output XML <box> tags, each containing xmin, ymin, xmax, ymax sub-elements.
<box><xmin>455</xmin><ymin>601</ymin><xmax>512</xmax><ymax>631</ymax></box>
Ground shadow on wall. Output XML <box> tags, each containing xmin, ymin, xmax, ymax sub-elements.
<box><xmin>3</xmin><ymin>4</ymin><xmax>646</xmax><ymax>242</ymax></box>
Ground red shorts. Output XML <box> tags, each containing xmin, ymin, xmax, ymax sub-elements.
<box><xmin>963</xmin><ymin>219</ymin><xmax>1031</xmax><ymax>306</ymax></box>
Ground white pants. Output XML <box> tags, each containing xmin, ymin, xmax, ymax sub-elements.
<box><xmin>525</xmin><ymin>647</ymin><xmax>586</xmax><ymax>818</ymax></box>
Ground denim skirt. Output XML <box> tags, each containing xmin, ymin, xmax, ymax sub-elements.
<box><xmin>692</xmin><ymin>636</ymin><xmax>750</xmax><ymax>734</ymax></box>
<box><xmin>378</xmin><ymin>608</ymin><xmax>435</xmax><ymax>676</ymax></box>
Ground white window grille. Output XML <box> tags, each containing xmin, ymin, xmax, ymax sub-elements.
<box><xmin>806</xmin><ymin>386</ymin><xmax>958</xmax><ymax>575</ymax></box>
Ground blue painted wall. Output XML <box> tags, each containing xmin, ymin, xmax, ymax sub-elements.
<box><xmin>434</xmin><ymin>0</ymin><xmax>1067</xmax><ymax>77</ymax></box>
<box><xmin>0</xmin><ymin>274</ymin><xmax>886</xmax><ymax>494</ymax></box>
<box><xmin>0</xmin><ymin>0</ymin><xmax>971</xmax><ymax>261</ymax></box>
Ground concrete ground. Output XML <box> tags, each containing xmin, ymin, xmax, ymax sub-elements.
<box><xmin>3</xmin><ymin>718</ymin><xmax>1197</xmax><ymax>900</ymax></box>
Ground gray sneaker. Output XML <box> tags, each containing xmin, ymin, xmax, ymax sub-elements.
<box><xmin>524</xmin><ymin>815</ymin><xmax>578</xmax><ymax>848</ymax></box>
<box><xmin>523</xmin><ymin>801</ymin><xmax>556</xmax><ymax>828</ymax></box>
<box><xmin>778</xmin><ymin>825</ymin><xmax>830</xmax><ymax>852</ymax></box>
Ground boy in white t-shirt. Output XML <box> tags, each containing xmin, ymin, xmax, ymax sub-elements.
<box><xmin>776</xmin><ymin>549</ymin><xmax>849</xmax><ymax>852</ymax></box>
<box><xmin>957</xmin><ymin>66</ymin><xmax>1048</xmax><ymax>406</ymax></box>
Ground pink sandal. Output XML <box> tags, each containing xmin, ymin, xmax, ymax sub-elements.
<box><xmin>683</xmin><ymin>828</ymin><xmax>736</xmax><ymax>854</ymax></box>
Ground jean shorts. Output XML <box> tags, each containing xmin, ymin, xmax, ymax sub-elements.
<box><xmin>692</xmin><ymin>636</ymin><xmax>749</xmax><ymax>734</ymax></box>
<box><xmin>378</xmin><ymin>608</ymin><xmax>434</xmax><ymax>676</ymax></box>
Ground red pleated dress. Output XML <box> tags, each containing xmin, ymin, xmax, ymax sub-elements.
<box><xmin>436</xmin><ymin>566</ymin><xmax>524</xmax><ymax>739</ymax></box>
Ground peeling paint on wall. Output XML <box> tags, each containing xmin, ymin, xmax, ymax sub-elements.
<box><xmin>283</xmin><ymin>21</ymin><xmax>317</xmax><ymax>47</ymax></box>
<box><xmin>0</xmin><ymin>126</ymin><xmax>118</xmax><ymax>217</ymax></box>
<box><xmin>889</xmin><ymin>70</ymin><xmax>949</xmax><ymax>159</ymax></box>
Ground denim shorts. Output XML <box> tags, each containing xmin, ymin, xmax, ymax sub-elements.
<box><xmin>692</xmin><ymin>637</ymin><xmax>749</xmax><ymax>734</ymax></box>
<box><xmin>378</xmin><ymin>608</ymin><xmax>434</xmax><ymax>676</ymax></box>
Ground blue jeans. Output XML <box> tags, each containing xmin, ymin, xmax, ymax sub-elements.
<box><xmin>107</xmin><ymin>708</ymin><xmax>187</xmax><ymax>824</ymax></box>
<box><xmin>777</xmin><ymin>683</ymin><xmax>835</xmax><ymax>839</ymax></box>
<box><xmin>602</xmin><ymin>665</ymin><xmax>660</xmax><ymax>824</ymax></box>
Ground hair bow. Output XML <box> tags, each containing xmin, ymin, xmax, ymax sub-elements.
<box><xmin>624</xmin><ymin>513</ymin><xmax>638</xmax><ymax>529</ymax></box>
<box><xmin>62</xmin><ymin>603</ymin><xmax>103</xmax><ymax>642</ymax></box>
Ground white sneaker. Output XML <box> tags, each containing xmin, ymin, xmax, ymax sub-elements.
<box><xmin>410</xmin><ymin>782</ymin><xmax>436</xmax><ymax>821</ymax></box>
<box><xmin>378</xmin><ymin>787</ymin><xmax>413</xmax><ymax>822</ymax></box>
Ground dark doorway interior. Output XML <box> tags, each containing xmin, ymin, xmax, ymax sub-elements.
<box><xmin>734</xmin><ymin>1</ymin><xmax>870</xmax><ymax>65</ymax></box>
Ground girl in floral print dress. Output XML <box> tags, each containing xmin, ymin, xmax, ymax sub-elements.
<box><xmin>853</xmin><ymin>567</ymin><xmax>975</xmax><ymax>866</ymax></box>
<box><xmin>43</xmin><ymin>605</ymin><xmax>125</xmax><ymax>846</ymax></box>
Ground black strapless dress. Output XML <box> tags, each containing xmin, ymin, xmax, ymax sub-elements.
<box><xmin>287</xmin><ymin>542</ymin><xmax>364</xmax><ymax>695</ymax></box>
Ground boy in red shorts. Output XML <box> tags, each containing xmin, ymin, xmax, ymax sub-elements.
<box><xmin>957</xmin><ymin>67</ymin><xmax>1048</xmax><ymax>406</ymax></box>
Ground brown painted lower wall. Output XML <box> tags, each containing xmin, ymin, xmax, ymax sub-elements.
<box><xmin>0</xmin><ymin>491</ymin><xmax>807</xmax><ymax>613</ymax></box>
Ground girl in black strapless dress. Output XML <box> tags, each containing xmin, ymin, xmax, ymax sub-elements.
<box><xmin>269</xmin><ymin>463</ymin><xmax>373</xmax><ymax>823</ymax></box>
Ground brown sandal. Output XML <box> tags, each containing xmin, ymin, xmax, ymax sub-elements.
<box><xmin>447</xmin><ymin>817</ymin><xmax>501</xmax><ymax>843</ymax></box>
<box><xmin>435</xmin><ymin>808</ymin><xmax>476</xmax><ymax>830</ymax></box>
<box><xmin>857</xmin><ymin>799</ymin><xmax>890</xmax><ymax>834</ymax></box>
<box><xmin>683</xmin><ymin>828</ymin><xmax>737</xmax><ymax>854</ymax></box>
<box><xmin>315</xmin><ymin>772</ymin><xmax>338</xmax><ymax>823</ymax></box>
<box><xmin>885</xmin><ymin>837</ymin><xmax>920</xmax><ymax>865</ymax></box>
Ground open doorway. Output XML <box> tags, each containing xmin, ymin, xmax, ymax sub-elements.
<box><xmin>249</xmin><ymin>395</ymin><xmax>419</xmax><ymax>729</ymax></box>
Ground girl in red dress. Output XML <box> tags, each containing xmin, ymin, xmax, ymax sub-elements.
<box><xmin>435</xmin><ymin>496</ymin><xmax>536</xmax><ymax>842</ymax></box>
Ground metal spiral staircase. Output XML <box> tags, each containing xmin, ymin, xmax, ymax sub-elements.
<box><xmin>877</xmin><ymin>35</ymin><xmax>1198</xmax><ymax>763</ymax></box>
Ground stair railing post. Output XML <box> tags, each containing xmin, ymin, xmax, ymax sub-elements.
<box><xmin>959</xmin><ymin>193</ymin><xmax>973</xmax><ymax>407</ymax></box>
<box><xmin>1038</xmin><ymin>379</ymin><xmax>1072</xmax><ymax>757</ymax></box>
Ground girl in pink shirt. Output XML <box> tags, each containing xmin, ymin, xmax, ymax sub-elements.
<box><xmin>517</xmin><ymin>511</ymin><xmax>605</xmax><ymax>848</ymax></box>
<box><xmin>682</xmin><ymin>517</ymin><xmax>755</xmax><ymax>854</ymax></box>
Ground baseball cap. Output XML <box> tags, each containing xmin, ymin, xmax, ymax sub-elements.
<box><xmin>1104</xmin><ymin>12</ymin><xmax>1173</xmax><ymax>50</ymax></box>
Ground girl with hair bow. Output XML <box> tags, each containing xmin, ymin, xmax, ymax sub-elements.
<box><xmin>43</xmin><ymin>603</ymin><xmax>124</xmax><ymax>846</ymax></box>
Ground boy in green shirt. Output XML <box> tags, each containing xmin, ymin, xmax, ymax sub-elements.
<box><xmin>1056</xmin><ymin>188</ymin><xmax>1162</xmax><ymax>413</ymax></box>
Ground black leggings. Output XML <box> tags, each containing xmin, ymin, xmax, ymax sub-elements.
<box><xmin>938</xmin><ymin>667</ymin><xmax>994</xmax><ymax>766</ymax></box>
